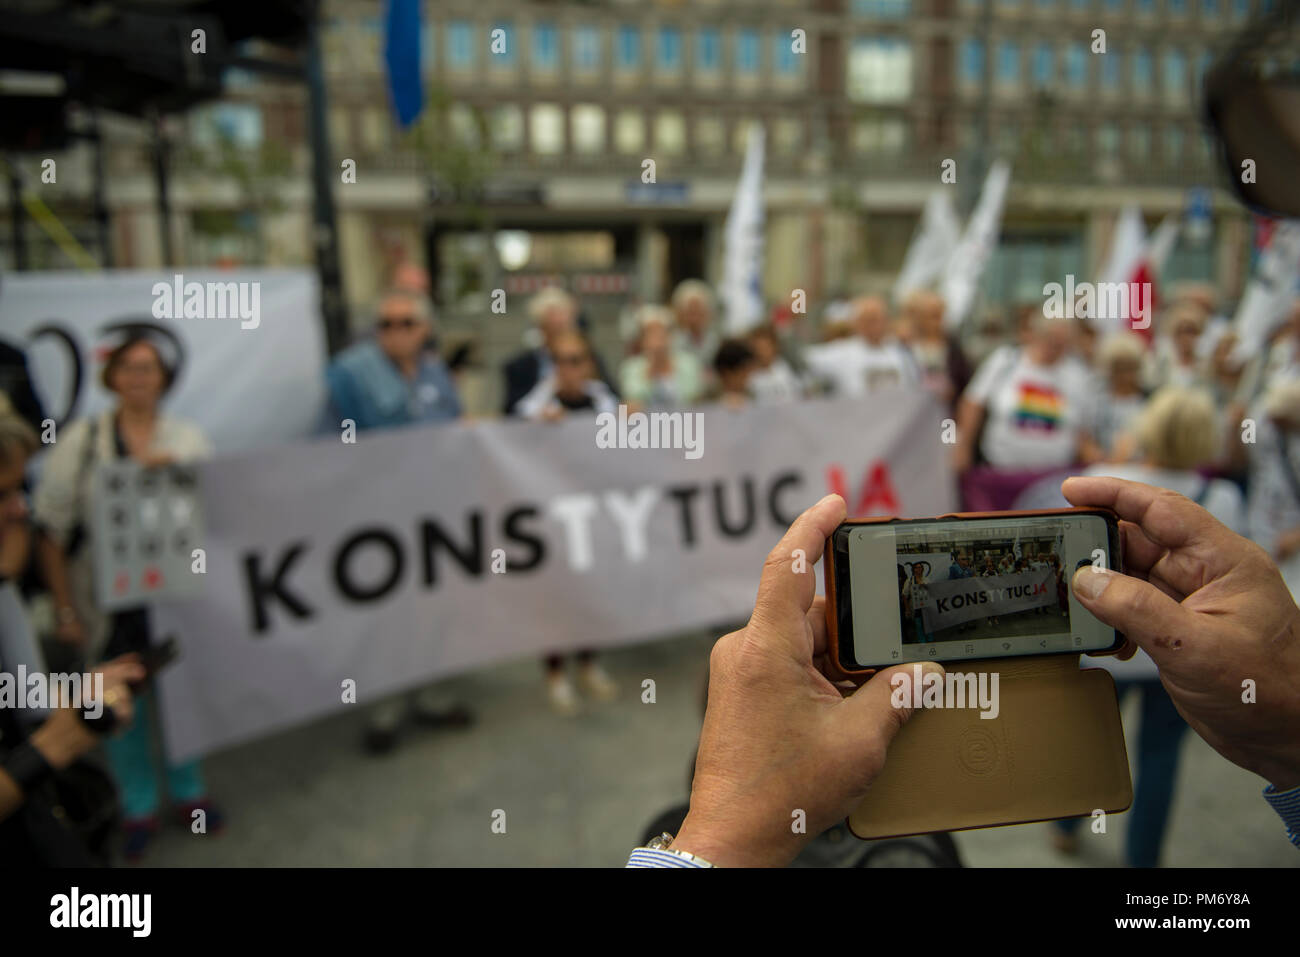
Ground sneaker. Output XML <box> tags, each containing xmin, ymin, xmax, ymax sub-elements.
<box><xmin>547</xmin><ymin>672</ymin><xmax>581</xmax><ymax>716</ymax></box>
<box><xmin>412</xmin><ymin>689</ymin><xmax>475</xmax><ymax>729</ymax></box>
<box><xmin>577</xmin><ymin>662</ymin><xmax>617</xmax><ymax>702</ymax></box>
<box><xmin>363</xmin><ymin>700</ymin><xmax>405</xmax><ymax>755</ymax></box>
<box><xmin>174</xmin><ymin>799</ymin><xmax>225</xmax><ymax>835</ymax></box>
<box><xmin>122</xmin><ymin>816</ymin><xmax>159</xmax><ymax>863</ymax></box>
<box><xmin>363</xmin><ymin>724</ymin><xmax>399</xmax><ymax>754</ymax></box>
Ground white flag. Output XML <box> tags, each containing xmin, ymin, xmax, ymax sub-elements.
<box><xmin>1146</xmin><ymin>214</ymin><xmax>1181</xmax><ymax>277</ymax></box>
<box><xmin>942</xmin><ymin>160</ymin><xmax>1011</xmax><ymax>330</ymax></box>
<box><xmin>894</xmin><ymin>191</ymin><xmax>961</xmax><ymax>305</ymax></box>
<box><xmin>1097</xmin><ymin>205</ymin><xmax>1148</xmax><ymax>291</ymax></box>
<box><xmin>1090</xmin><ymin>207</ymin><xmax>1179</xmax><ymax>332</ymax></box>
<box><xmin>722</xmin><ymin>124</ymin><xmax>766</xmax><ymax>334</ymax></box>
<box><xmin>1231</xmin><ymin>219</ymin><xmax>1300</xmax><ymax>364</ymax></box>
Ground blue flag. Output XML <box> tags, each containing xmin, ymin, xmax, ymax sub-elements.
<box><xmin>383</xmin><ymin>0</ymin><xmax>423</xmax><ymax>128</ymax></box>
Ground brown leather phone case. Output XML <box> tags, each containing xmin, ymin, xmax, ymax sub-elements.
<box><xmin>824</xmin><ymin>509</ymin><xmax>1132</xmax><ymax>839</ymax></box>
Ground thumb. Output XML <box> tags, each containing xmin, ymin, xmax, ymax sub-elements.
<box><xmin>1070</xmin><ymin>566</ymin><xmax>1199</xmax><ymax>665</ymax></box>
<box><xmin>840</xmin><ymin>662</ymin><xmax>945</xmax><ymax>755</ymax></box>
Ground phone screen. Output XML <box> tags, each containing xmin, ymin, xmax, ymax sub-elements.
<box><xmin>837</xmin><ymin>513</ymin><xmax>1119</xmax><ymax>669</ymax></box>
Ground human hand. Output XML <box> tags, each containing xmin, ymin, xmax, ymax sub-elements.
<box><xmin>1064</xmin><ymin>476</ymin><xmax>1300</xmax><ymax>791</ymax></box>
<box><xmin>671</xmin><ymin>494</ymin><xmax>939</xmax><ymax>866</ymax></box>
<box><xmin>1275</xmin><ymin>527</ymin><xmax>1300</xmax><ymax>563</ymax></box>
<box><xmin>53</xmin><ymin>606</ymin><xmax>86</xmax><ymax>645</ymax></box>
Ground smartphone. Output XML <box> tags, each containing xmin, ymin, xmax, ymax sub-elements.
<box><xmin>131</xmin><ymin>635</ymin><xmax>179</xmax><ymax>688</ymax></box>
<box><xmin>824</xmin><ymin>509</ymin><xmax>1123</xmax><ymax>677</ymax></box>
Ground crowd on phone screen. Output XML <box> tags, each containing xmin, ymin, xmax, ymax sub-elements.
<box><xmin>2</xmin><ymin>261</ymin><xmax>1299</xmax><ymax>866</ymax></box>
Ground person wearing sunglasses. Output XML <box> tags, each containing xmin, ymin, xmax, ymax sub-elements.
<box><xmin>323</xmin><ymin>289</ymin><xmax>462</xmax><ymax>433</ymax></box>
<box><xmin>514</xmin><ymin>330</ymin><xmax>619</xmax><ymax>712</ymax></box>
<box><xmin>323</xmin><ymin>288</ymin><xmax>472</xmax><ymax>753</ymax></box>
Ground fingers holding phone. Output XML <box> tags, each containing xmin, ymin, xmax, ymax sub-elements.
<box><xmin>1063</xmin><ymin>475</ymin><xmax>1300</xmax><ymax>791</ymax></box>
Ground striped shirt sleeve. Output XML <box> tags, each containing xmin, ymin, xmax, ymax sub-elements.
<box><xmin>1263</xmin><ymin>784</ymin><xmax>1300</xmax><ymax>848</ymax></box>
<box><xmin>626</xmin><ymin>848</ymin><xmax>710</xmax><ymax>868</ymax></box>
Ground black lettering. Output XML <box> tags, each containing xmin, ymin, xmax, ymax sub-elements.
<box><xmin>501</xmin><ymin>506</ymin><xmax>545</xmax><ymax>572</ymax></box>
<box><xmin>420</xmin><ymin>512</ymin><xmax>485</xmax><ymax>585</ymax></box>
<box><xmin>767</xmin><ymin>471</ymin><xmax>803</xmax><ymax>527</ymax></box>
<box><xmin>713</xmin><ymin>476</ymin><xmax>756</xmax><ymax>538</ymax></box>
<box><xmin>667</xmin><ymin>485</ymin><xmax>701</xmax><ymax>547</ymax></box>
<box><xmin>335</xmin><ymin>527</ymin><xmax>406</xmax><ymax>602</ymax></box>
<box><xmin>243</xmin><ymin>544</ymin><xmax>314</xmax><ymax>633</ymax></box>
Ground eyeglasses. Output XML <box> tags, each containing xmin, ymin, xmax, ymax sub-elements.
<box><xmin>377</xmin><ymin>317</ymin><xmax>419</xmax><ymax>332</ymax></box>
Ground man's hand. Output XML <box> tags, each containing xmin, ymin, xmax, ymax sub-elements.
<box><xmin>1274</xmin><ymin>526</ymin><xmax>1300</xmax><ymax>564</ymax></box>
<box><xmin>671</xmin><ymin>493</ymin><xmax>939</xmax><ymax>867</ymax></box>
<box><xmin>1065</xmin><ymin>476</ymin><xmax>1300</xmax><ymax>792</ymax></box>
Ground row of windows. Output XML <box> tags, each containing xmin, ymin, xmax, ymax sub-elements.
<box><xmin>965</xmin><ymin>121</ymin><xmax>1216</xmax><ymax>164</ymax></box>
<box><xmin>852</xmin><ymin>0</ymin><xmax>1274</xmax><ymax>16</ymax></box>
<box><xmin>432</xmin><ymin>22</ymin><xmax>804</xmax><ymax>77</ymax></box>
<box><xmin>959</xmin><ymin>39</ymin><xmax>1212</xmax><ymax>93</ymax></box>
<box><xmin>962</xmin><ymin>0</ymin><xmax>1272</xmax><ymax>16</ymax></box>
<box><xmin>329</xmin><ymin>98</ymin><xmax>1209</xmax><ymax>168</ymax></box>
<box><xmin>441</xmin><ymin>105</ymin><xmax>810</xmax><ymax>157</ymax></box>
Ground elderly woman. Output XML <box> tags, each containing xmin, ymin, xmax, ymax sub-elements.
<box><xmin>1051</xmin><ymin>386</ymin><xmax>1244</xmax><ymax>867</ymax></box>
<box><xmin>670</xmin><ymin>279</ymin><xmax>719</xmax><ymax>371</ymax></box>
<box><xmin>1144</xmin><ymin>301</ymin><xmax>1208</xmax><ymax>392</ymax></box>
<box><xmin>34</xmin><ymin>333</ymin><xmax>219</xmax><ymax>861</ymax></box>
<box><xmin>1090</xmin><ymin>332</ymin><xmax>1148</xmax><ymax>461</ymax></box>
<box><xmin>620</xmin><ymin>305</ymin><xmax>704</xmax><ymax>409</ymax></box>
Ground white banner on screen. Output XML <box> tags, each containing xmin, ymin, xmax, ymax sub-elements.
<box><xmin>919</xmin><ymin>568</ymin><xmax>1056</xmax><ymax>633</ymax></box>
<box><xmin>152</xmin><ymin>393</ymin><xmax>956</xmax><ymax>761</ymax></box>
<box><xmin>2</xmin><ymin>269</ymin><xmax>326</xmax><ymax>453</ymax></box>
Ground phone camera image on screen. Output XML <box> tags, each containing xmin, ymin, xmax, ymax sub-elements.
<box><xmin>845</xmin><ymin>515</ymin><xmax>1116</xmax><ymax>668</ymax></box>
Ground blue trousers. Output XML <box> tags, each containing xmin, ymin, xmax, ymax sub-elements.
<box><xmin>103</xmin><ymin>690</ymin><xmax>206</xmax><ymax>820</ymax></box>
<box><xmin>1055</xmin><ymin>678</ymin><xmax>1188</xmax><ymax>867</ymax></box>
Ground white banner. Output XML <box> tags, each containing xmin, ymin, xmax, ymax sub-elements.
<box><xmin>2</xmin><ymin>269</ymin><xmax>327</xmax><ymax>453</ymax></box>
<box><xmin>153</xmin><ymin>393</ymin><xmax>956</xmax><ymax>760</ymax></box>
<box><xmin>919</xmin><ymin>568</ymin><xmax>1056</xmax><ymax>633</ymax></box>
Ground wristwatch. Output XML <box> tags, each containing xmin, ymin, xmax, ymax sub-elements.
<box><xmin>645</xmin><ymin>832</ymin><xmax>716</xmax><ymax>867</ymax></box>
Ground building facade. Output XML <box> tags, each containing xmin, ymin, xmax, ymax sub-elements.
<box><xmin>4</xmin><ymin>0</ymin><xmax>1270</xmax><ymax>344</ymax></box>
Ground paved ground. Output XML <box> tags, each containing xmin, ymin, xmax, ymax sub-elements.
<box><xmin>138</xmin><ymin>630</ymin><xmax>1297</xmax><ymax>868</ymax></box>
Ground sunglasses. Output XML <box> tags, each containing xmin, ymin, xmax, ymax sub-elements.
<box><xmin>377</xmin><ymin>317</ymin><xmax>419</xmax><ymax>332</ymax></box>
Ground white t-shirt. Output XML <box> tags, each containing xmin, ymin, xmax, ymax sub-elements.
<box><xmin>514</xmin><ymin>376</ymin><xmax>618</xmax><ymax>420</ymax></box>
<box><xmin>1081</xmin><ymin>463</ymin><xmax>1245</xmax><ymax>680</ymax></box>
<box><xmin>965</xmin><ymin>347</ymin><xmax>1097</xmax><ymax>469</ymax></box>
<box><xmin>749</xmin><ymin>357</ymin><xmax>804</xmax><ymax>404</ymax></box>
<box><xmin>803</xmin><ymin>338</ymin><xmax>919</xmax><ymax>397</ymax></box>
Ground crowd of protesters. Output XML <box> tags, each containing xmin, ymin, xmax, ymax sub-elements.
<box><xmin>2</xmin><ymin>259</ymin><xmax>1299</xmax><ymax>867</ymax></box>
